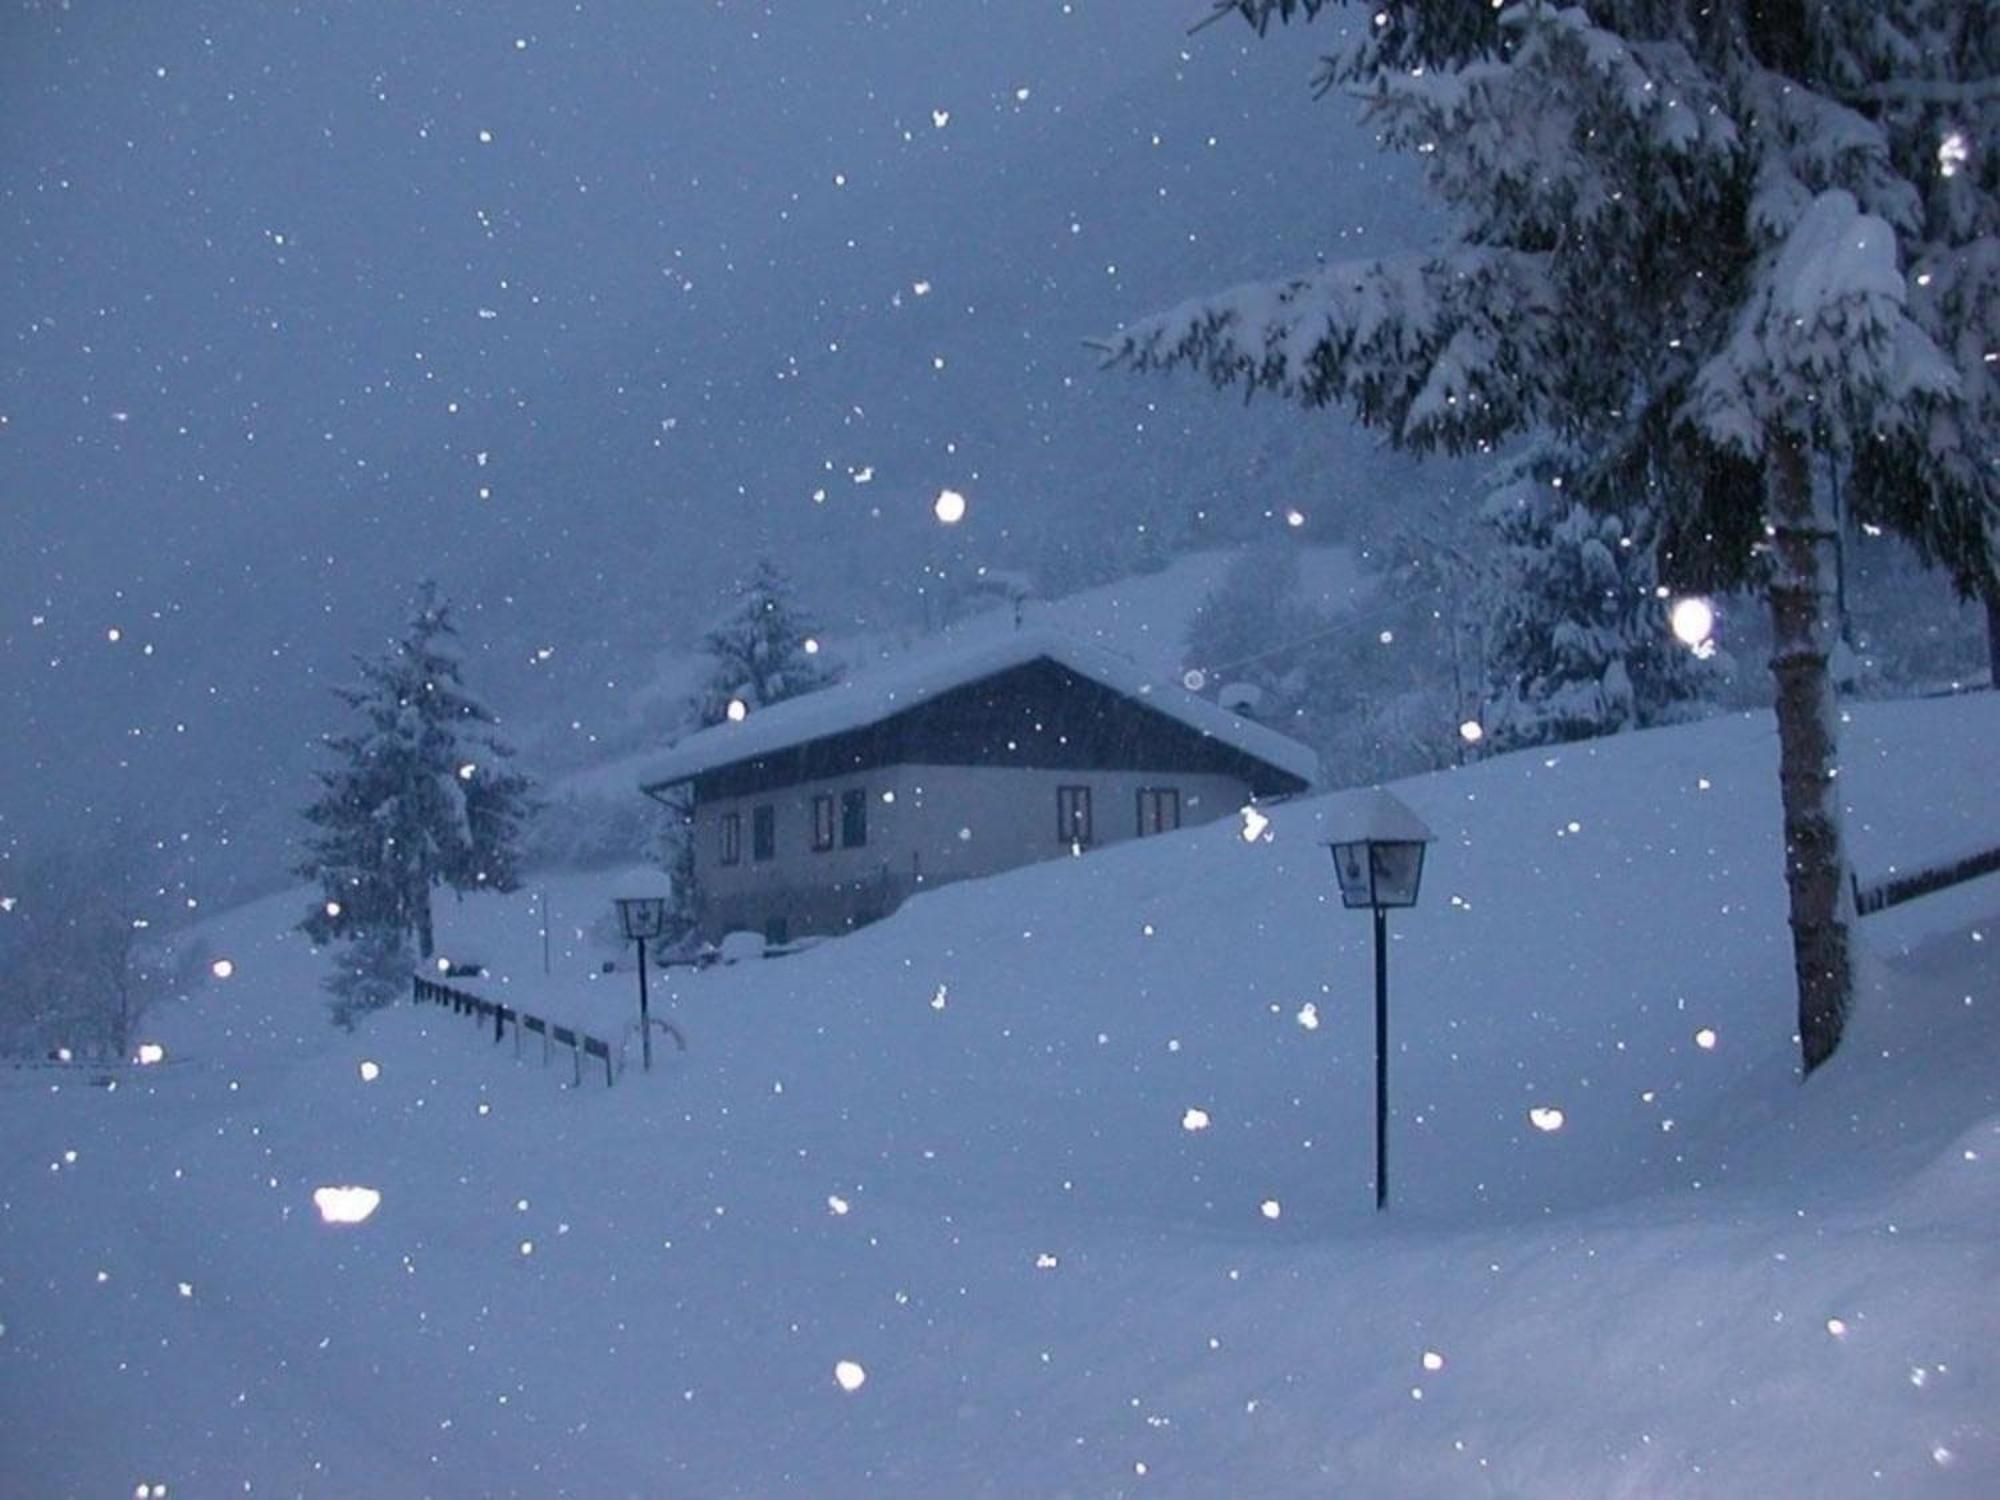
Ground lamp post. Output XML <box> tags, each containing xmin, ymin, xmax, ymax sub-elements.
<box><xmin>1322</xmin><ymin>788</ymin><xmax>1433</xmax><ymax>1211</ymax></box>
<box><xmin>614</xmin><ymin>882</ymin><xmax>671</xmax><ymax>1072</ymax></box>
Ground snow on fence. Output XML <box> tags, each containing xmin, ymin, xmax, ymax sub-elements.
<box><xmin>411</xmin><ymin>974</ymin><xmax>616</xmax><ymax>1088</ymax></box>
<box><xmin>1853</xmin><ymin>841</ymin><xmax>2000</xmax><ymax>917</ymax></box>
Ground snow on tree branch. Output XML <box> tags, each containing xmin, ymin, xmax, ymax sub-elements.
<box><xmin>1099</xmin><ymin>249</ymin><xmax>1553</xmax><ymax>451</ymax></box>
<box><xmin>1689</xmin><ymin>189</ymin><xmax>1958</xmax><ymax>460</ymax></box>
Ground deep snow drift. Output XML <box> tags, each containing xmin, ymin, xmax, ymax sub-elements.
<box><xmin>2</xmin><ymin>694</ymin><xmax>1995</xmax><ymax>1498</ymax></box>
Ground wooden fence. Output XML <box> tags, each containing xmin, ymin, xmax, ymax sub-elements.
<box><xmin>411</xmin><ymin>974</ymin><xmax>616</xmax><ymax>1087</ymax></box>
<box><xmin>1854</xmin><ymin>842</ymin><xmax>2000</xmax><ymax>917</ymax></box>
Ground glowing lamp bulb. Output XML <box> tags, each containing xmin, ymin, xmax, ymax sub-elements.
<box><xmin>1670</xmin><ymin>596</ymin><xmax>1715</xmax><ymax>648</ymax></box>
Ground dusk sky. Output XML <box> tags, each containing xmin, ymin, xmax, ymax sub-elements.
<box><xmin>1</xmin><ymin>1</ymin><xmax>1435</xmax><ymax>889</ymax></box>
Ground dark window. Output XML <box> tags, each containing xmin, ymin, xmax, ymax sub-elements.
<box><xmin>1136</xmin><ymin>787</ymin><xmax>1180</xmax><ymax>837</ymax></box>
<box><xmin>719</xmin><ymin>811</ymin><xmax>741</xmax><ymax>866</ymax></box>
<box><xmin>752</xmin><ymin>804</ymin><xmax>776</xmax><ymax>862</ymax></box>
<box><xmin>811</xmin><ymin>793</ymin><xmax>835</xmax><ymax>852</ymax></box>
<box><xmin>1057</xmin><ymin>785</ymin><xmax>1093</xmax><ymax>845</ymax></box>
<box><xmin>840</xmin><ymin>788</ymin><xmax>868</xmax><ymax>848</ymax></box>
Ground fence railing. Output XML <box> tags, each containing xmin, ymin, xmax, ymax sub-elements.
<box><xmin>411</xmin><ymin>974</ymin><xmax>616</xmax><ymax>1087</ymax></box>
<box><xmin>1854</xmin><ymin>842</ymin><xmax>2000</xmax><ymax>917</ymax></box>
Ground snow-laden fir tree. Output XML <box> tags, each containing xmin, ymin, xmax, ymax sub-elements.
<box><xmin>1479</xmin><ymin>448</ymin><xmax>1719</xmax><ymax>752</ymax></box>
<box><xmin>298</xmin><ymin>582</ymin><xmax>532</xmax><ymax>1018</ymax></box>
<box><xmin>1104</xmin><ymin>1</ymin><xmax>1997</xmax><ymax>1073</ymax></box>
<box><xmin>653</xmin><ymin>558</ymin><xmax>843</xmax><ymax>944</ymax></box>
<box><xmin>691</xmin><ymin>558</ymin><xmax>839</xmax><ymax>727</ymax></box>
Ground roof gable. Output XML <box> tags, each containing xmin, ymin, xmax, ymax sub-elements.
<box><xmin>635</xmin><ymin>625</ymin><xmax>1317</xmax><ymax>795</ymax></box>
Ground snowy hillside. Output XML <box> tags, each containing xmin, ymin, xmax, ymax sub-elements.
<box><xmin>3</xmin><ymin>695</ymin><xmax>1996</xmax><ymax>1497</ymax></box>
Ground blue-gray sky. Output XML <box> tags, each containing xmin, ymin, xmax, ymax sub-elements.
<box><xmin>1</xmin><ymin>1</ymin><xmax>1433</xmax><ymax>891</ymax></box>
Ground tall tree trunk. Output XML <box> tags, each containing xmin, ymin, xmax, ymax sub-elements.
<box><xmin>417</xmin><ymin>889</ymin><xmax>436</xmax><ymax>961</ymax></box>
<box><xmin>1765</xmin><ymin>433</ymin><xmax>1854</xmax><ymax>1076</ymax></box>
<box><xmin>1986</xmin><ymin>589</ymin><xmax>1999</xmax><ymax>692</ymax></box>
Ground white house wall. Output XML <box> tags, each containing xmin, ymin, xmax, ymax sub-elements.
<box><xmin>691</xmin><ymin>763</ymin><xmax>1252</xmax><ymax>942</ymax></box>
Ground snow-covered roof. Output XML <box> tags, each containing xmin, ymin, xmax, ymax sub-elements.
<box><xmin>633</xmin><ymin>622</ymin><xmax>1319</xmax><ymax>791</ymax></box>
<box><xmin>1316</xmin><ymin>786</ymin><xmax>1435</xmax><ymax>845</ymax></box>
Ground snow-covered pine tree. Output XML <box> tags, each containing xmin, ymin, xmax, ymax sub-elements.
<box><xmin>298</xmin><ymin>583</ymin><xmax>532</xmax><ymax>1012</ymax></box>
<box><xmin>690</xmin><ymin>558</ymin><xmax>839</xmax><ymax>727</ymax></box>
<box><xmin>1104</xmin><ymin>1</ymin><xmax>1996</xmax><ymax>1074</ymax></box>
<box><xmin>1480</xmin><ymin>448</ymin><xmax>1718</xmax><ymax>752</ymax></box>
<box><xmin>654</xmin><ymin>559</ymin><xmax>841</xmax><ymax>943</ymax></box>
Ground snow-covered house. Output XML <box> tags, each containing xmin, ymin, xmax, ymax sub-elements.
<box><xmin>637</xmin><ymin>625</ymin><xmax>1317</xmax><ymax>944</ymax></box>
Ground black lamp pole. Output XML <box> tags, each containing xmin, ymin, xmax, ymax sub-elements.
<box><xmin>1373</xmin><ymin>904</ymin><xmax>1389</xmax><ymax>1211</ymax></box>
<box><xmin>635</xmin><ymin>933</ymin><xmax>653</xmax><ymax>1072</ymax></box>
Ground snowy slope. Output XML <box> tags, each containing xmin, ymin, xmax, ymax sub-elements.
<box><xmin>2</xmin><ymin>695</ymin><xmax>1996</xmax><ymax>1498</ymax></box>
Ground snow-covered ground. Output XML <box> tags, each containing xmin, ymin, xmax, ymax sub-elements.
<box><xmin>3</xmin><ymin>695</ymin><xmax>1996</xmax><ymax>1498</ymax></box>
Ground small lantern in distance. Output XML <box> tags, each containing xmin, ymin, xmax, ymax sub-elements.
<box><xmin>614</xmin><ymin>872</ymin><xmax>674</xmax><ymax>1071</ymax></box>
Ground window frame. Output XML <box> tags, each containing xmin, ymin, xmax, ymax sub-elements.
<box><xmin>718</xmin><ymin>810</ymin><xmax>741</xmax><ymax>867</ymax></box>
<box><xmin>752</xmin><ymin>803</ymin><xmax>776</xmax><ymax>862</ymax></box>
<box><xmin>1136</xmin><ymin>786</ymin><xmax>1181</xmax><ymax>838</ymax></box>
<box><xmin>811</xmin><ymin>792</ymin><xmax>836</xmax><ymax>852</ymax></box>
<box><xmin>840</xmin><ymin>787</ymin><xmax>868</xmax><ymax>849</ymax></box>
<box><xmin>1057</xmin><ymin>784</ymin><xmax>1093</xmax><ymax>846</ymax></box>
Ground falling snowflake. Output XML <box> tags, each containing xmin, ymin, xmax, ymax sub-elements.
<box><xmin>1938</xmin><ymin>131</ymin><xmax>1969</xmax><ymax>178</ymax></box>
<box><xmin>313</xmin><ymin>1186</ymin><xmax>382</xmax><ymax>1225</ymax></box>
<box><xmin>210</xmin><ymin>959</ymin><xmax>234</xmax><ymax>980</ymax></box>
<box><xmin>1182</xmin><ymin>1107</ymin><xmax>1211</xmax><ymax>1132</ymax></box>
<box><xmin>1528</xmin><ymin>1106</ymin><xmax>1566</xmax><ymax>1133</ymax></box>
<box><xmin>1296</xmin><ymin>1003</ymin><xmax>1319</xmax><ymax>1031</ymax></box>
<box><xmin>1240</xmin><ymin>806</ymin><xmax>1270</xmax><ymax>842</ymax></box>
<box><xmin>933</xmin><ymin>488</ymin><xmax>967</xmax><ymax>525</ymax></box>
<box><xmin>1259</xmin><ymin>1200</ymin><xmax>1281</xmax><ymax>1220</ymax></box>
<box><xmin>833</xmin><ymin>1359</ymin><xmax>868</xmax><ymax>1393</ymax></box>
